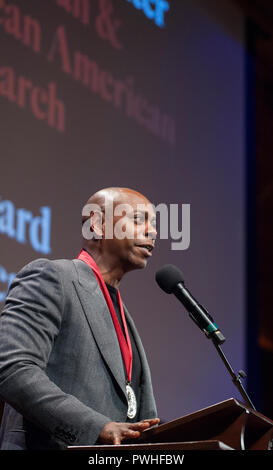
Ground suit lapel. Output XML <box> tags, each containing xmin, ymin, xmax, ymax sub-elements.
<box><xmin>72</xmin><ymin>260</ymin><xmax>127</xmax><ymax>400</ymax></box>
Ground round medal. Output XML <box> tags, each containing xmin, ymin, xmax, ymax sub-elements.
<box><xmin>126</xmin><ymin>383</ymin><xmax>137</xmax><ymax>419</ymax></box>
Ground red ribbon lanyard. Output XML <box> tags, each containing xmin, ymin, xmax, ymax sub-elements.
<box><xmin>77</xmin><ymin>249</ymin><xmax>133</xmax><ymax>384</ymax></box>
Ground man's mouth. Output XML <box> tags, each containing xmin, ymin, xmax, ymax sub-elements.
<box><xmin>134</xmin><ymin>243</ymin><xmax>154</xmax><ymax>257</ymax></box>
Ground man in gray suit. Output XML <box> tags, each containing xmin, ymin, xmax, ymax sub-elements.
<box><xmin>0</xmin><ymin>187</ymin><xmax>159</xmax><ymax>449</ymax></box>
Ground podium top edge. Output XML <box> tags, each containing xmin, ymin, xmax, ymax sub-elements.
<box><xmin>141</xmin><ymin>397</ymin><xmax>273</xmax><ymax>438</ymax></box>
<box><xmin>145</xmin><ymin>398</ymin><xmax>241</xmax><ymax>431</ymax></box>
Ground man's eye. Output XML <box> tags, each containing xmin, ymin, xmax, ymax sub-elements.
<box><xmin>134</xmin><ymin>215</ymin><xmax>144</xmax><ymax>223</ymax></box>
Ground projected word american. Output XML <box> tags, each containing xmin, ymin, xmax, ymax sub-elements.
<box><xmin>126</xmin><ymin>0</ymin><xmax>170</xmax><ymax>27</ymax></box>
<box><xmin>0</xmin><ymin>198</ymin><xmax>52</xmax><ymax>254</ymax></box>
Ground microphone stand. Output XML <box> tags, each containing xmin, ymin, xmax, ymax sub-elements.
<box><xmin>212</xmin><ymin>338</ymin><xmax>256</xmax><ymax>410</ymax></box>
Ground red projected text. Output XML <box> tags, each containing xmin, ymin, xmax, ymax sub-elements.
<box><xmin>56</xmin><ymin>0</ymin><xmax>90</xmax><ymax>25</ymax></box>
<box><xmin>0</xmin><ymin>0</ymin><xmax>175</xmax><ymax>144</ymax></box>
<box><xmin>0</xmin><ymin>67</ymin><xmax>65</xmax><ymax>132</ymax></box>
<box><xmin>55</xmin><ymin>0</ymin><xmax>123</xmax><ymax>50</ymax></box>
<box><xmin>48</xmin><ymin>26</ymin><xmax>174</xmax><ymax>144</ymax></box>
<box><xmin>0</xmin><ymin>2</ymin><xmax>41</xmax><ymax>52</ymax></box>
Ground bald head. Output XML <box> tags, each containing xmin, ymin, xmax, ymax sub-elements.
<box><xmin>82</xmin><ymin>187</ymin><xmax>152</xmax><ymax>228</ymax></box>
<box><xmin>85</xmin><ymin>187</ymin><xmax>151</xmax><ymax>212</ymax></box>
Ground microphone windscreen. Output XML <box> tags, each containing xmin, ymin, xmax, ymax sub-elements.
<box><xmin>155</xmin><ymin>264</ymin><xmax>185</xmax><ymax>294</ymax></box>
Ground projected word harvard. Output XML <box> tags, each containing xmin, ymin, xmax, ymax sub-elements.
<box><xmin>126</xmin><ymin>0</ymin><xmax>170</xmax><ymax>27</ymax></box>
<box><xmin>0</xmin><ymin>199</ymin><xmax>52</xmax><ymax>254</ymax></box>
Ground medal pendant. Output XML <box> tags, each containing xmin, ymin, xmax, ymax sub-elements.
<box><xmin>126</xmin><ymin>383</ymin><xmax>137</xmax><ymax>419</ymax></box>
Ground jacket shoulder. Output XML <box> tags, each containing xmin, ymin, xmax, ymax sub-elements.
<box><xmin>13</xmin><ymin>258</ymin><xmax>78</xmax><ymax>289</ymax></box>
<box><xmin>18</xmin><ymin>258</ymin><xmax>75</xmax><ymax>273</ymax></box>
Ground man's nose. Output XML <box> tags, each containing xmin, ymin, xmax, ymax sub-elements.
<box><xmin>146</xmin><ymin>220</ymin><xmax>157</xmax><ymax>240</ymax></box>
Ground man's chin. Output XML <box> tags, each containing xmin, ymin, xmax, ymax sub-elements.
<box><xmin>127</xmin><ymin>255</ymin><xmax>148</xmax><ymax>271</ymax></box>
<box><xmin>136</xmin><ymin>259</ymin><xmax>148</xmax><ymax>269</ymax></box>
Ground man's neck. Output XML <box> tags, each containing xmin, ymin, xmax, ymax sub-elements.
<box><xmin>83</xmin><ymin>247</ymin><xmax>124</xmax><ymax>288</ymax></box>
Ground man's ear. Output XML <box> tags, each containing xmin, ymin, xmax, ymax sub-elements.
<box><xmin>90</xmin><ymin>210</ymin><xmax>104</xmax><ymax>239</ymax></box>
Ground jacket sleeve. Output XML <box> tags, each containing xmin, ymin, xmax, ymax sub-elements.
<box><xmin>0</xmin><ymin>259</ymin><xmax>111</xmax><ymax>446</ymax></box>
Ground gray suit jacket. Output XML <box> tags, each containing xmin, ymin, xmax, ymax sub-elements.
<box><xmin>0</xmin><ymin>258</ymin><xmax>157</xmax><ymax>449</ymax></box>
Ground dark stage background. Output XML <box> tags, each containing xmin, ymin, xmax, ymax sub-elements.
<box><xmin>0</xmin><ymin>0</ymin><xmax>250</xmax><ymax>423</ymax></box>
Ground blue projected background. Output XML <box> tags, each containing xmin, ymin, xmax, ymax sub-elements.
<box><xmin>0</xmin><ymin>0</ymin><xmax>246</xmax><ymax>421</ymax></box>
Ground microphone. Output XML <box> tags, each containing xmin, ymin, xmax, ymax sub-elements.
<box><xmin>155</xmin><ymin>264</ymin><xmax>226</xmax><ymax>345</ymax></box>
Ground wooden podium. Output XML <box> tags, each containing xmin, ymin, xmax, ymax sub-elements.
<box><xmin>68</xmin><ymin>398</ymin><xmax>273</xmax><ymax>451</ymax></box>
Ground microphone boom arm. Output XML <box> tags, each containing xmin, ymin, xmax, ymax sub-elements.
<box><xmin>212</xmin><ymin>338</ymin><xmax>256</xmax><ymax>410</ymax></box>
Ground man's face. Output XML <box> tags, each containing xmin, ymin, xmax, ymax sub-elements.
<box><xmin>101</xmin><ymin>192</ymin><xmax>157</xmax><ymax>271</ymax></box>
